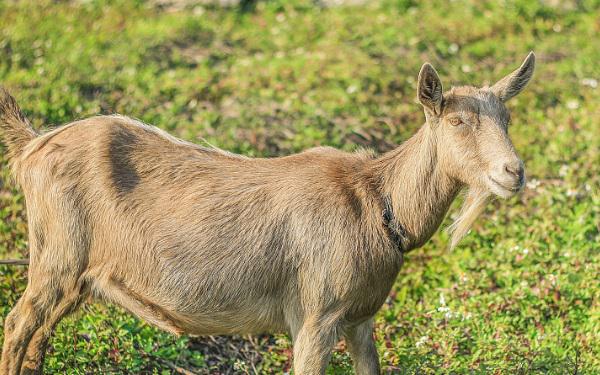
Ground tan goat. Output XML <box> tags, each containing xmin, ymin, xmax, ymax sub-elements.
<box><xmin>0</xmin><ymin>53</ymin><xmax>534</xmax><ymax>374</ymax></box>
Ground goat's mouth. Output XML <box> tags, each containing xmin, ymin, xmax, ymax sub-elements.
<box><xmin>487</xmin><ymin>175</ymin><xmax>524</xmax><ymax>198</ymax></box>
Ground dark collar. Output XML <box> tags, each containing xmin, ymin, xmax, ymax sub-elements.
<box><xmin>382</xmin><ymin>195</ymin><xmax>407</xmax><ymax>252</ymax></box>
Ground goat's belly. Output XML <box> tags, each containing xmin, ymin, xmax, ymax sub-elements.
<box><xmin>167</xmin><ymin>286</ymin><xmax>291</xmax><ymax>335</ymax></box>
<box><xmin>92</xmin><ymin>273</ymin><xmax>290</xmax><ymax>336</ymax></box>
<box><xmin>183</xmin><ymin>301</ymin><xmax>289</xmax><ymax>335</ymax></box>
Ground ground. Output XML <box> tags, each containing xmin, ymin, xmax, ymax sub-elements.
<box><xmin>0</xmin><ymin>0</ymin><xmax>598</xmax><ymax>373</ymax></box>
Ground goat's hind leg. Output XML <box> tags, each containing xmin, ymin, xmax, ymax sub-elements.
<box><xmin>0</xmin><ymin>268</ymin><xmax>87</xmax><ymax>375</ymax></box>
<box><xmin>3</xmin><ymin>187</ymin><xmax>92</xmax><ymax>374</ymax></box>
<box><xmin>20</xmin><ymin>283</ymin><xmax>88</xmax><ymax>375</ymax></box>
<box><xmin>1</xmin><ymin>214</ymin><xmax>89</xmax><ymax>375</ymax></box>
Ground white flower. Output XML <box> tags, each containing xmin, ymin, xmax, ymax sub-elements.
<box><xmin>193</xmin><ymin>6</ymin><xmax>205</xmax><ymax>16</ymax></box>
<box><xmin>526</xmin><ymin>178</ymin><xmax>541</xmax><ymax>190</ymax></box>
<box><xmin>581</xmin><ymin>78</ymin><xmax>598</xmax><ymax>88</ymax></box>
<box><xmin>416</xmin><ymin>335</ymin><xmax>429</xmax><ymax>348</ymax></box>
<box><xmin>566</xmin><ymin>99</ymin><xmax>579</xmax><ymax>110</ymax></box>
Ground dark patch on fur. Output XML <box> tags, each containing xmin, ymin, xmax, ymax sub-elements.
<box><xmin>108</xmin><ymin>126</ymin><xmax>141</xmax><ymax>196</ymax></box>
<box><xmin>261</xmin><ymin>213</ymin><xmax>291</xmax><ymax>292</ymax></box>
<box><xmin>323</xmin><ymin>162</ymin><xmax>365</xmax><ymax>220</ymax></box>
<box><xmin>264</xmin><ymin>216</ymin><xmax>289</xmax><ymax>254</ymax></box>
<box><xmin>4</xmin><ymin>312</ymin><xmax>16</xmax><ymax>333</ymax></box>
<box><xmin>33</xmin><ymin>225</ymin><xmax>45</xmax><ymax>253</ymax></box>
<box><xmin>62</xmin><ymin>183</ymin><xmax>93</xmax><ymax>275</ymax></box>
<box><xmin>340</xmin><ymin>181</ymin><xmax>363</xmax><ymax>219</ymax></box>
<box><xmin>381</xmin><ymin>195</ymin><xmax>407</xmax><ymax>252</ymax></box>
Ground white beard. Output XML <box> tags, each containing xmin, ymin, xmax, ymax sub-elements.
<box><xmin>448</xmin><ymin>188</ymin><xmax>491</xmax><ymax>249</ymax></box>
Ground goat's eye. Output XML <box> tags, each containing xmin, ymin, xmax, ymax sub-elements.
<box><xmin>449</xmin><ymin>118</ymin><xmax>463</xmax><ymax>126</ymax></box>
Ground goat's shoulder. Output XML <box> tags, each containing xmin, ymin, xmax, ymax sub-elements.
<box><xmin>272</xmin><ymin>146</ymin><xmax>376</xmax><ymax>196</ymax></box>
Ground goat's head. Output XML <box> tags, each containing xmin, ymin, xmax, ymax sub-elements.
<box><xmin>417</xmin><ymin>52</ymin><xmax>535</xmax><ymax>199</ymax></box>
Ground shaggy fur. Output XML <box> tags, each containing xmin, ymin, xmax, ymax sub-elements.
<box><xmin>0</xmin><ymin>53</ymin><xmax>534</xmax><ymax>375</ymax></box>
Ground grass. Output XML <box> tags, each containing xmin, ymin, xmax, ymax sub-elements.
<box><xmin>0</xmin><ymin>0</ymin><xmax>598</xmax><ymax>373</ymax></box>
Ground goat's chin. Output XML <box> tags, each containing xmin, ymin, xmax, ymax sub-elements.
<box><xmin>486</xmin><ymin>176</ymin><xmax>523</xmax><ymax>199</ymax></box>
<box><xmin>489</xmin><ymin>184</ymin><xmax>515</xmax><ymax>199</ymax></box>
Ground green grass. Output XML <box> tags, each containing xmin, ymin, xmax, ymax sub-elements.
<box><xmin>1</xmin><ymin>0</ymin><xmax>599</xmax><ymax>373</ymax></box>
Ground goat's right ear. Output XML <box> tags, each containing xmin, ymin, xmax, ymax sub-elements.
<box><xmin>417</xmin><ymin>63</ymin><xmax>443</xmax><ymax>116</ymax></box>
<box><xmin>491</xmin><ymin>52</ymin><xmax>535</xmax><ymax>102</ymax></box>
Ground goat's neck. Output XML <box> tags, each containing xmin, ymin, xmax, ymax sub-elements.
<box><xmin>371</xmin><ymin>124</ymin><xmax>462</xmax><ymax>250</ymax></box>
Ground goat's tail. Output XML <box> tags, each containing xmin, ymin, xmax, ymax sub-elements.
<box><xmin>0</xmin><ymin>87</ymin><xmax>38</xmax><ymax>160</ymax></box>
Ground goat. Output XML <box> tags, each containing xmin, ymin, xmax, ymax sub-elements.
<box><xmin>0</xmin><ymin>53</ymin><xmax>534</xmax><ymax>374</ymax></box>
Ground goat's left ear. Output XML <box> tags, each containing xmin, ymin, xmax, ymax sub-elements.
<box><xmin>491</xmin><ymin>51</ymin><xmax>535</xmax><ymax>102</ymax></box>
<box><xmin>418</xmin><ymin>63</ymin><xmax>443</xmax><ymax>116</ymax></box>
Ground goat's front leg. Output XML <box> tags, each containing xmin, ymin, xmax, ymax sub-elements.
<box><xmin>293</xmin><ymin>316</ymin><xmax>339</xmax><ymax>375</ymax></box>
<box><xmin>344</xmin><ymin>319</ymin><xmax>380</xmax><ymax>375</ymax></box>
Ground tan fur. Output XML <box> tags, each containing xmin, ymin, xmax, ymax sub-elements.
<box><xmin>0</xmin><ymin>53</ymin><xmax>534</xmax><ymax>375</ymax></box>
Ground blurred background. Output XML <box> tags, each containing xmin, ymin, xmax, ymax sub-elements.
<box><xmin>0</xmin><ymin>0</ymin><xmax>598</xmax><ymax>373</ymax></box>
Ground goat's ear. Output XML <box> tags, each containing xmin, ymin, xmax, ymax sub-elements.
<box><xmin>417</xmin><ymin>63</ymin><xmax>443</xmax><ymax>116</ymax></box>
<box><xmin>491</xmin><ymin>52</ymin><xmax>535</xmax><ymax>102</ymax></box>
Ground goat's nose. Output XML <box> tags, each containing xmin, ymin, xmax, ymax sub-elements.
<box><xmin>504</xmin><ymin>161</ymin><xmax>524</xmax><ymax>180</ymax></box>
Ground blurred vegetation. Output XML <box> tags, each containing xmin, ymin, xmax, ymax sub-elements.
<box><xmin>0</xmin><ymin>0</ymin><xmax>598</xmax><ymax>373</ymax></box>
